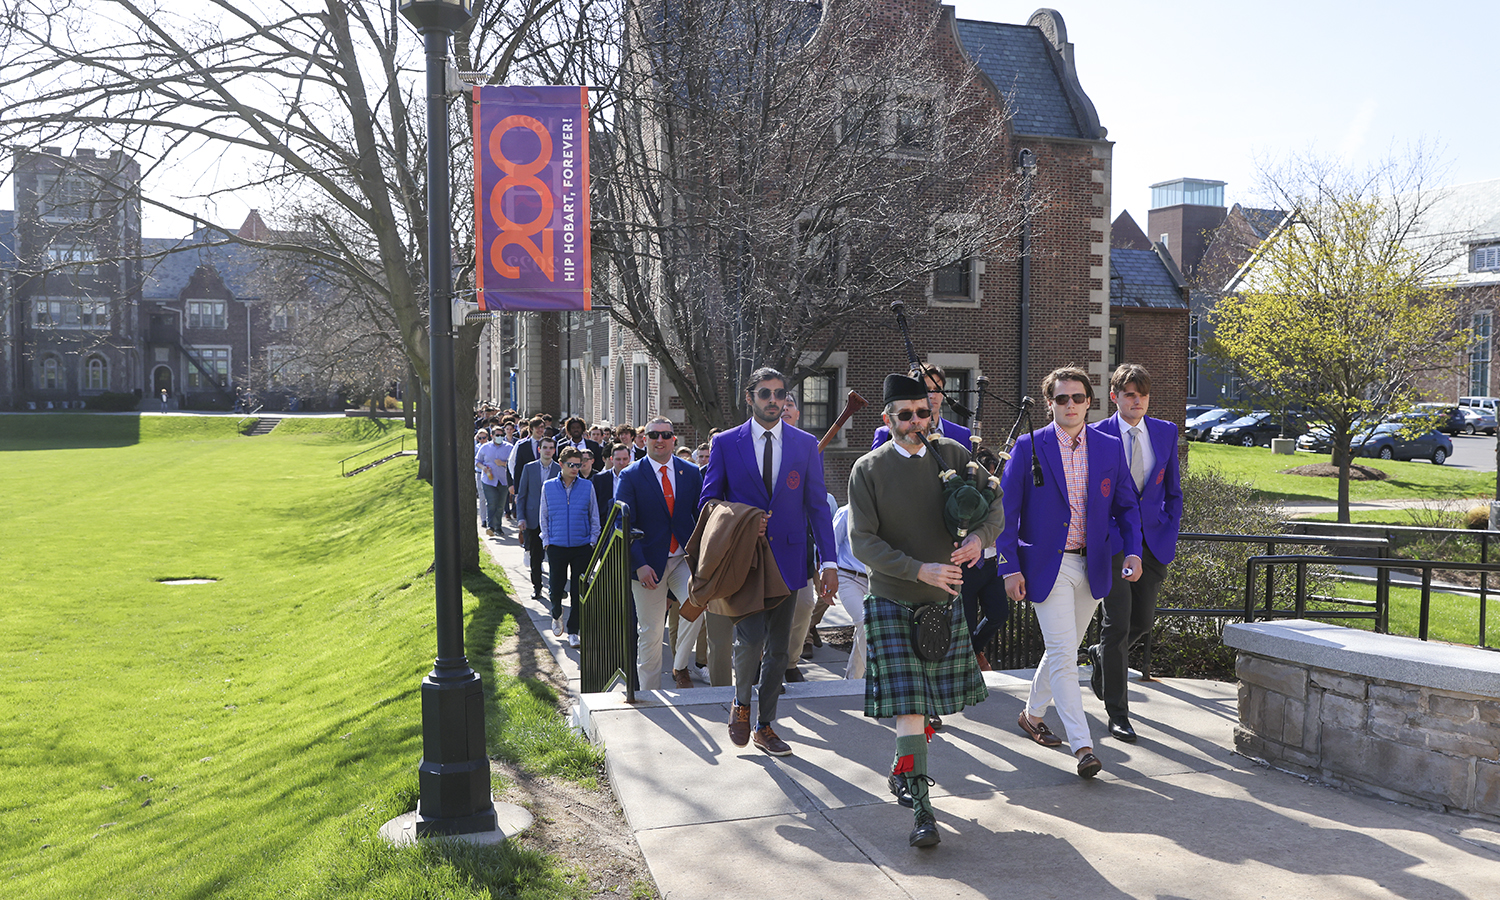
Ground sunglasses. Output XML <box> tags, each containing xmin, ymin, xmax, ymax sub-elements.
<box><xmin>1052</xmin><ymin>393</ymin><xmax>1090</xmax><ymax>406</ymax></box>
<box><xmin>646</xmin><ymin>430</ymin><xmax>675</xmax><ymax>440</ymax></box>
<box><xmin>894</xmin><ymin>408</ymin><xmax>933</xmax><ymax>421</ymax></box>
<box><xmin>753</xmin><ymin>387</ymin><xmax>789</xmax><ymax>400</ymax></box>
<box><xmin>563</xmin><ymin>461</ymin><xmax>583</xmax><ymax>469</ymax></box>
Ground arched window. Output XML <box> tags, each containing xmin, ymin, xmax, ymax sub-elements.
<box><xmin>41</xmin><ymin>356</ymin><xmax>61</xmax><ymax>389</ymax></box>
<box><xmin>86</xmin><ymin>355</ymin><xmax>108</xmax><ymax>391</ymax></box>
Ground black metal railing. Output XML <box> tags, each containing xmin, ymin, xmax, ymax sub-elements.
<box><xmin>1287</xmin><ymin>521</ymin><xmax>1496</xmax><ymax>646</ymax></box>
<box><xmin>579</xmin><ymin>501</ymin><xmax>637</xmax><ymax>699</ymax></box>
<box><xmin>982</xmin><ymin>531</ymin><xmax>1396</xmax><ymax>672</ymax></box>
<box><xmin>338</xmin><ymin>433</ymin><xmax>411</xmax><ymax>476</ymax></box>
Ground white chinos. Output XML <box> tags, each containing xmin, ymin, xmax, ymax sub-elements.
<box><xmin>1025</xmin><ymin>554</ymin><xmax>1100</xmax><ymax>753</ymax></box>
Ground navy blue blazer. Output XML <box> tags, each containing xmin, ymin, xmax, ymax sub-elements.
<box><xmin>615</xmin><ymin>455</ymin><xmax>703</xmax><ymax>580</ymax></box>
<box><xmin>591</xmin><ymin>470</ymin><xmax>620</xmax><ymax>524</ymax></box>
<box><xmin>871</xmin><ymin>416</ymin><xmax>971</xmax><ymax>450</ymax></box>
<box><xmin>1093</xmin><ymin>413</ymin><xmax>1183</xmax><ymax>564</ymax></box>
<box><xmin>995</xmin><ymin>424</ymin><xmax>1142</xmax><ymax>602</ymax></box>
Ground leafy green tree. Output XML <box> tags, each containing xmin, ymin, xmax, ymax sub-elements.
<box><xmin>1209</xmin><ymin>154</ymin><xmax>1467</xmax><ymax>522</ymax></box>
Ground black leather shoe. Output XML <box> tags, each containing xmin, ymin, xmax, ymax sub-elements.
<box><xmin>1108</xmin><ymin>716</ymin><xmax>1137</xmax><ymax>742</ymax></box>
<box><xmin>909</xmin><ymin>811</ymin><xmax>940</xmax><ymax>848</ymax></box>
<box><xmin>1088</xmin><ymin>644</ymin><xmax>1104</xmax><ymax>701</ymax></box>
<box><xmin>784</xmin><ymin>667</ymin><xmax>806</xmax><ymax>683</ymax></box>
<box><xmin>927</xmin><ymin>714</ymin><xmax>943</xmax><ymax>732</ymax></box>
<box><xmin>888</xmin><ymin>772</ymin><xmax>913</xmax><ymax>808</ymax></box>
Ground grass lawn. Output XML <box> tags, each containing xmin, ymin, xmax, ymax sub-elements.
<box><xmin>0</xmin><ymin>414</ymin><xmax>598</xmax><ymax>899</ymax></box>
<box><xmin>1186</xmin><ymin>442</ymin><xmax>1492</xmax><ymax>504</ymax></box>
<box><xmin>1294</xmin><ymin>582</ymin><xmax>1500</xmax><ymax>648</ymax></box>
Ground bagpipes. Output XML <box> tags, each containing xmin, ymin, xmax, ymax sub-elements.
<box><xmin>890</xmin><ymin>300</ymin><xmax>1017</xmax><ymax>541</ymax></box>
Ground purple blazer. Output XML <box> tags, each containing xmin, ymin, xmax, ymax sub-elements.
<box><xmin>700</xmin><ymin>420</ymin><xmax>836</xmax><ymax>590</ymax></box>
<box><xmin>1092</xmin><ymin>413</ymin><xmax>1184</xmax><ymax>564</ymax></box>
<box><xmin>995</xmin><ymin>424</ymin><xmax>1142</xmax><ymax>602</ymax></box>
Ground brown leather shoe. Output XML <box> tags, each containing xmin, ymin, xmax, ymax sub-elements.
<box><xmin>728</xmin><ymin>703</ymin><xmax>751</xmax><ymax>747</ymax></box>
<box><xmin>672</xmin><ymin>668</ymin><xmax>694</xmax><ymax>689</ymax></box>
<box><xmin>752</xmin><ymin>724</ymin><xmax>793</xmax><ymax>757</ymax></box>
<box><xmin>1017</xmin><ymin>712</ymin><xmax>1063</xmax><ymax>748</ymax></box>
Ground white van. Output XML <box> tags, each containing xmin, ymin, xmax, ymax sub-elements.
<box><xmin>1459</xmin><ymin>396</ymin><xmax>1500</xmax><ymax>415</ymax></box>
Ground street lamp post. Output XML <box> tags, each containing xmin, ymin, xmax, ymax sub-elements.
<box><xmin>1015</xmin><ymin>148</ymin><xmax>1037</xmax><ymax>403</ymax></box>
<box><xmin>398</xmin><ymin>0</ymin><xmax>497</xmax><ymax>837</ymax></box>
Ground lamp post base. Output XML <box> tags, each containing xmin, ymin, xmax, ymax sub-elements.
<box><xmin>380</xmin><ymin>800</ymin><xmax>533</xmax><ymax>846</ymax></box>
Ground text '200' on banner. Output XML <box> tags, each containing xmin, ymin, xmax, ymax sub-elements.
<box><xmin>474</xmin><ymin>85</ymin><xmax>591</xmax><ymax>311</ymax></box>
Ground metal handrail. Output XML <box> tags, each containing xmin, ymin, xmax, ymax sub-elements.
<box><xmin>338</xmin><ymin>433</ymin><xmax>411</xmax><ymax>476</ymax></box>
<box><xmin>1245</xmin><ymin>554</ymin><xmax>1500</xmax><ymax>646</ymax></box>
<box><xmin>235</xmin><ymin>403</ymin><xmax>265</xmax><ymax>431</ymax></box>
<box><xmin>1288</xmin><ymin>521</ymin><xmax>1494</xmax><ymax>642</ymax></box>
<box><xmin>579</xmin><ymin>501</ymin><xmax>637</xmax><ymax>700</ymax></box>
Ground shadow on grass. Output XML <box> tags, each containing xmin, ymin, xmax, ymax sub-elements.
<box><xmin>462</xmin><ymin>568</ymin><xmax>601</xmax><ymax>781</ymax></box>
<box><xmin>0</xmin><ymin>412</ymin><xmax>142</xmax><ymax>449</ymax></box>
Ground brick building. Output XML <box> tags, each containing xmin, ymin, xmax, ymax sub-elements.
<box><xmin>498</xmin><ymin>5</ymin><xmax>1189</xmax><ymax>498</ymax></box>
<box><xmin>2</xmin><ymin>146</ymin><xmax>344</xmax><ymax>411</ymax></box>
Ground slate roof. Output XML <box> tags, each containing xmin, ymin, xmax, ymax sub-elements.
<box><xmin>1238</xmin><ymin>206</ymin><xmax>1285</xmax><ymax>239</ymax></box>
<box><xmin>952</xmin><ymin>20</ymin><xmax>1086</xmax><ymax>139</ymax></box>
<box><xmin>139</xmin><ymin>232</ymin><xmax>264</xmax><ymax>301</ymax></box>
<box><xmin>1110</xmin><ymin>247</ymin><xmax>1188</xmax><ymax>310</ymax></box>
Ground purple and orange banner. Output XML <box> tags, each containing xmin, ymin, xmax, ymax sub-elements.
<box><xmin>474</xmin><ymin>85</ymin><xmax>591</xmax><ymax>311</ymax></box>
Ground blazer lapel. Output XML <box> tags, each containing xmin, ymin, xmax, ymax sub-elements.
<box><xmin>1040</xmin><ymin>427</ymin><xmax>1066</xmax><ymax>496</ymax></box>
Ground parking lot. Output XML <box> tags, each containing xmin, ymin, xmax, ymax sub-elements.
<box><xmin>1445</xmin><ymin>433</ymin><xmax>1499</xmax><ymax>471</ymax></box>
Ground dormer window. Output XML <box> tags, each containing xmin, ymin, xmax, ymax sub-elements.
<box><xmin>1474</xmin><ymin>245</ymin><xmax>1500</xmax><ymax>272</ymax></box>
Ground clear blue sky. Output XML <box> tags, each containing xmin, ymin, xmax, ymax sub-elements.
<box><xmin>953</xmin><ymin>0</ymin><xmax>1497</xmax><ymax>221</ymax></box>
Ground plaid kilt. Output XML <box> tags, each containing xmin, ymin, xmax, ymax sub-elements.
<box><xmin>863</xmin><ymin>595</ymin><xmax>988</xmax><ymax>719</ymax></box>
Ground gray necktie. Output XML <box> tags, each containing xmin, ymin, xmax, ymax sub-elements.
<box><xmin>1130</xmin><ymin>426</ymin><xmax>1147</xmax><ymax>492</ymax></box>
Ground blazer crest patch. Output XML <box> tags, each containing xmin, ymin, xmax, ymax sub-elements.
<box><xmin>1100</xmin><ymin>477</ymin><xmax>1111</xmax><ymax>498</ymax></box>
<box><xmin>1156</xmin><ymin>468</ymin><xmax>1165</xmax><ymax>485</ymax></box>
<box><xmin>786</xmin><ymin>470</ymin><xmax>801</xmax><ymax>490</ymax></box>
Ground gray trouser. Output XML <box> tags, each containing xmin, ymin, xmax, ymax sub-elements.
<box><xmin>1099</xmin><ymin>546</ymin><xmax>1168</xmax><ymax>719</ymax></box>
<box><xmin>732</xmin><ymin>593</ymin><xmax>797</xmax><ymax>724</ymax></box>
<box><xmin>705</xmin><ymin>612</ymin><xmax>734</xmax><ymax>687</ymax></box>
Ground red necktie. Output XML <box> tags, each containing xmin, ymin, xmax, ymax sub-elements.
<box><xmin>661</xmin><ymin>464</ymin><xmax>677</xmax><ymax>553</ymax></box>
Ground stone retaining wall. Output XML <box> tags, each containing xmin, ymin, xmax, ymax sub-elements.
<box><xmin>1224</xmin><ymin>620</ymin><xmax>1500</xmax><ymax>821</ymax></box>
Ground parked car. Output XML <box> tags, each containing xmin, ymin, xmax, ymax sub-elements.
<box><xmin>1458</xmin><ymin>395</ymin><xmax>1500</xmax><ymax>418</ymax></box>
<box><xmin>1456</xmin><ymin>405</ymin><xmax>1498</xmax><ymax>435</ymax></box>
<box><xmin>1414</xmin><ymin>403</ymin><xmax>1466</xmax><ymax>436</ymax></box>
<box><xmin>1295</xmin><ymin>426</ymin><xmax>1338</xmax><ymax>454</ymax></box>
<box><xmin>1349</xmin><ymin>421</ymin><xmax>1453</xmax><ymax>464</ymax></box>
<box><xmin>1208</xmin><ymin>411</ymin><xmax>1306</xmax><ymax>447</ymax></box>
<box><xmin>1185</xmin><ymin>408</ymin><xmax>1238</xmax><ymax>441</ymax></box>
<box><xmin>1186</xmin><ymin>405</ymin><xmax>1216</xmax><ymax>420</ymax></box>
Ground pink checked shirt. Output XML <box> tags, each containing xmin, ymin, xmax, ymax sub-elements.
<box><xmin>1053</xmin><ymin>422</ymin><xmax>1088</xmax><ymax>550</ymax></box>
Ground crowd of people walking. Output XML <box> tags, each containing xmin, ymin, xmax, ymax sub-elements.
<box><xmin>473</xmin><ymin>359</ymin><xmax>1182</xmax><ymax>850</ymax></box>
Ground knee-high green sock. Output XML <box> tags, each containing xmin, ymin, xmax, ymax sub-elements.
<box><xmin>894</xmin><ymin>734</ymin><xmax>932</xmax><ymax>819</ymax></box>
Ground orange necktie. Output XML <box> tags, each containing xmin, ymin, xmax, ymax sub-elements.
<box><xmin>661</xmin><ymin>464</ymin><xmax>677</xmax><ymax>553</ymax></box>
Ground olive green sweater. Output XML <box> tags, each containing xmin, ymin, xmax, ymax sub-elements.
<box><xmin>847</xmin><ymin>436</ymin><xmax>1005</xmax><ymax>606</ymax></box>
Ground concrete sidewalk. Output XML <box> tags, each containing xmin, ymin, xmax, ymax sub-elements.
<box><xmin>480</xmin><ymin>522</ymin><xmax>1500</xmax><ymax>899</ymax></box>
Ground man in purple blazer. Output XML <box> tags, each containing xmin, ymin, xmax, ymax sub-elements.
<box><xmin>996</xmin><ymin>366</ymin><xmax>1142</xmax><ymax>779</ymax></box>
<box><xmin>701</xmin><ymin>366</ymin><xmax>838</xmax><ymax>758</ymax></box>
<box><xmin>870</xmin><ymin>363</ymin><xmax>971</xmax><ymax>450</ymax></box>
<box><xmin>1086</xmin><ymin>364</ymin><xmax>1183</xmax><ymax>743</ymax></box>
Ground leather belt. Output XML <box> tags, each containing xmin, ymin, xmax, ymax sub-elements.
<box><xmin>1063</xmin><ymin>546</ymin><xmax>1087</xmax><ymax>556</ymax></box>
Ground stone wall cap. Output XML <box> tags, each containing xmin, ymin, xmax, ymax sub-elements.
<box><xmin>1224</xmin><ymin>619</ymin><xmax>1500</xmax><ymax>697</ymax></box>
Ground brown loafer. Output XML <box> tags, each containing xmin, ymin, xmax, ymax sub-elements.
<box><xmin>673</xmin><ymin>668</ymin><xmax>694</xmax><ymax>689</ymax></box>
<box><xmin>1017</xmin><ymin>712</ymin><xmax>1063</xmax><ymax>748</ymax></box>
<box><xmin>729</xmin><ymin>703</ymin><xmax>751</xmax><ymax>747</ymax></box>
<box><xmin>752</xmin><ymin>724</ymin><xmax>793</xmax><ymax>757</ymax></box>
<box><xmin>1076</xmin><ymin>751</ymin><xmax>1102</xmax><ymax>779</ymax></box>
